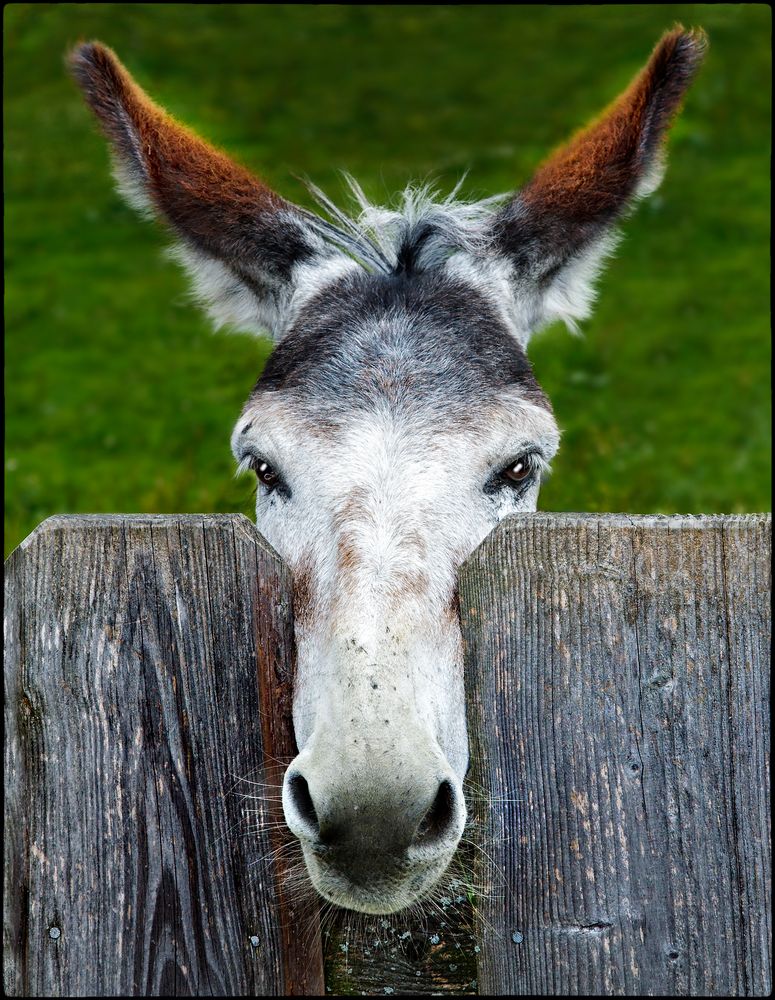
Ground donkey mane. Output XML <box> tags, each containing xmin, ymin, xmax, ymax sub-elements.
<box><xmin>301</xmin><ymin>175</ymin><xmax>510</xmax><ymax>277</ymax></box>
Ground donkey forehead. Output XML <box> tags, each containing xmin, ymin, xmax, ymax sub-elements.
<box><xmin>252</xmin><ymin>267</ymin><xmax>550</xmax><ymax>412</ymax></box>
<box><xmin>240</xmin><ymin>380</ymin><xmax>555</xmax><ymax>441</ymax></box>
<box><xmin>235</xmin><ymin>376</ymin><xmax>559</xmax><ymax>484</ymax></box>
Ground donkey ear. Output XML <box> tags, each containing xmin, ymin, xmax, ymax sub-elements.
<box><xmin>491</xmin><ymin>27</ymin><xmax>707</xmax><ymax>342</ymax></box>
<box><xmin>69</xmin><ymin>42</ymin><xmax>337</xmax><ymax>338</ymax></box>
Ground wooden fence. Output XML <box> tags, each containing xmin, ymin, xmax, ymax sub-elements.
<box><xmin>4</xmin><ymin>513</ymin><xmax>771</xmax><ymax>996</ymax></box>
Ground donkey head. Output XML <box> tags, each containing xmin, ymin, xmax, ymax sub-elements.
<box><xmin>72</xmin><ymin>28</ymin><xmax>705</xmax><ymax>914</ymax></box>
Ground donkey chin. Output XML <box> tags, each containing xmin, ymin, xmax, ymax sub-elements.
<box><xmin>302</xmin><ymin>842</ymin><xmax>461</xmax><ymax>916</ymax></box>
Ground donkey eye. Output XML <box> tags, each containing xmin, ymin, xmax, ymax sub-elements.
<box><xmin>251</xmin><ymin>458</ymin><xmax>279</xmax><ymax>489</ymax></box>
<box><xmin>485</xmin><ymin>451</ymin><xmax>544</xmax><ymax>497</ymax></box>
<box><xmin>501</xmin><ymin>455</ymin><xmax>533</xmax><ymax>484</ymax></box>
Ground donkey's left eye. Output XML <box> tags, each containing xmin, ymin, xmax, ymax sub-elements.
<box><xmin>251</xmin><ymin>458</ymin><xmax>280</xmax><ymax>489</ymax></box>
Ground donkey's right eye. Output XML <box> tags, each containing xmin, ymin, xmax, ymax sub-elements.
<box><xmin>251</xmin><ymin>458</ymin><xmax>280</xmax><ymax>489</ymax></box>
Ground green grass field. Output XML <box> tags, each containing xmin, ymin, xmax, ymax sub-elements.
<box><xmin>4</xmin><ymin>4</ymin><xmax>771</xmax><ymax>556</ymax></box>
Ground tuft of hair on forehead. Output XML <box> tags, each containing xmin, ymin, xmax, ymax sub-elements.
<box><xmin>301</xmin><ymin>174</ymin><xmax>509</xmax><ymax>277</ymax></box>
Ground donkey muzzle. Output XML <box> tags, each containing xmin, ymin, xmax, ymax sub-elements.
<box><xmin>282</xmin><ymin>736</ymin><xmax>466</xmax><ymax>913</ymax></box>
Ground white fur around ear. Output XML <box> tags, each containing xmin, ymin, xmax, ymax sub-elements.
<box><xmin>539</xmin><ymin>229</ymin><xmax>622</xmax><ymax>336</ymax></box>
<box><xmin>167</xmin><ymin>243</ymin><xmax>286</xmax><ymax>337</ymax></box>
<box><xmin>490</xmin><ymin>27</ymin><xmax>707</xmax><ymax>342</ymax></box>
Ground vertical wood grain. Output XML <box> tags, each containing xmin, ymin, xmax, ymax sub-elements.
<box><xmin>5</xmin><ymin>512</ymin><xmax>770</xmax><ymax>996</ymax></box>
<box><xmin>460</xmin><ymin>514</ymin><xmax>771</xmax><ymax>997</ymax></box>
<box><xmin>250</xmin><ymin>520</ymin><xmax>325</xmax><ymax>996</ymax></box>
<box><xmin>3</xmin><ymin>514</ymin><xmax>323</xmax><ymax>997</ymax></box>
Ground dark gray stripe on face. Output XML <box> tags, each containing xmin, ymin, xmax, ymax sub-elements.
<box><xmin>253</xmin><ymin>270</ymin><xmax>550</xmax><ymax>414</ymax></box>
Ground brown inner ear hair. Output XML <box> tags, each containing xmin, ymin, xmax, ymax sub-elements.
<box><xmin>510</xmin><ymin>27</ymin><xmax>707</xmax><ymax>248</ymax></box>
<box><xmin>68</xmin><ymin>41</ymin><xmax>311</xmax><ymax>274</ymax></box>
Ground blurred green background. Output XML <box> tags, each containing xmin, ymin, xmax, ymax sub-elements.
<box><xmin>4</xmin><ymin>4</ymin><xmax>771</xmax><ymax>555</ymax></box>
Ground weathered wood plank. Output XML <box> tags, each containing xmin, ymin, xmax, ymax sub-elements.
<box><xmin>248</xmin><ymin>517</ymin><xmax>325</xmax><ymax>997</ymax></box>
<box><xmin>460</xmin><ymin>514</ymin><xmax>771</xmax><ymax>997</ymax></box>
<box><xmin>6</xmin><ymin>512</ymin><xmax>770</xmax><ymax>996</ymax></box>
<box><xmin>3</xmin><ymin>514</ymin><xmax>323</xmax><ymax>997</ymax></box>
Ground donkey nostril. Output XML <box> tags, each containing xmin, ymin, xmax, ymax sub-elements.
<box><xmin>414</xmin><ymin>780</ymin><xmax>456</xmax><ymax>845</ymax></box>
<box><xmin>288</xmin><ymin>774</ymin><xmax>319</xmax><ymax>837</ymax></box>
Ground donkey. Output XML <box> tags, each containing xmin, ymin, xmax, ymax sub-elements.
<box><xmin>71</xmin><ymin>28</ymin><xmax>706</xmax><ymax>915</ymax></box>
